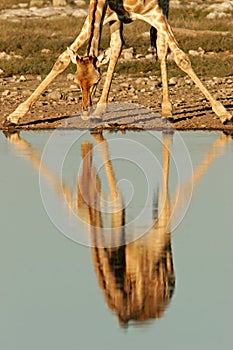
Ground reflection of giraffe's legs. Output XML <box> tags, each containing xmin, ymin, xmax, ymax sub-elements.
<box><xmin>159</xmin><ymin>132</ymin><xmax>173</xmax><ymax>219</ymax></box>
<box><xmin>93</xmin><ymin>20</ymin><xmax>123</xmax><ymax>118</ymax></box>
<box><xmin>91</xmin><ymin>132</ymin><xmax>119</xmax><ymax>201</ymax></box>
<box><xmin>157</xmin><ymin>32</ymin><xmax>172</xmax><ymax>119</ymax></box>
<box><xmin>132</xmin><ymin>12</ymin><xmax>232</xmax><ymax>124</ymax></box>
<box><xmin>91</xmin><ymin>132</ymin><xmax>123</xmax><ymax>247</ymax></box>
<box><xmin>170</xmin><ymin>132</ymin><xmax>232</xmax><ymax>223</ymax></box>
<box><xmin>5</xmin><ymin>16</ymin><xmax>90</xmax><ymax>126</ymax></box>
<box><xmin>162</xmin><ymin>131</ymin><xmax>173</xmax><ymax>190</ymax></box>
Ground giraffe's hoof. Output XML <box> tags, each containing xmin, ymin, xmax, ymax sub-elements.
<box><xmin>222</xmin><ymin>115</ymin><xmax>233</xmax><ymax>125</ymax></box>
<box><xmin>212</xmin><ymin>102</ymin><xmax>232</xmax><ymax>124</ymax></box>
<box><xmin>90</xmin><ymin>108</ymin><xmax>104</xmax><ymax>122</ymax></box>
<box><xmin>81</xmin><ymin>111</ymin><xmax>91</xmax><ymax>121</ymax></box>
<box><xmin>2</xmin><ymin>118</ymin><xmax>18</xmax><ymax>130</ymax></box>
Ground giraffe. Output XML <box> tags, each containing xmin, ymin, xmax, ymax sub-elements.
<box><xmin>150</xmin><ymin>0</ymin><xmax>170</xmax><ymax>58</ymax></box>
<box><xmin>5</xmin><ymin>129</ymin><xmax>232</xmax><ymax>325</ymax></box>
<box><xmin>4</xmin><ymin>0</ymin><xmax>232</xmax><ymax>127</ymax></box>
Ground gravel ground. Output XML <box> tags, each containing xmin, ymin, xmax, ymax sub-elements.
<box><xmin>1</xmin><ymin>72</ymin><xmax>233</xmax><ymax>132</ymax></box>
<box><xmin>0</xmin><ymin>0</ymin><xmax>233</xmax><ymax>132</ymax></box>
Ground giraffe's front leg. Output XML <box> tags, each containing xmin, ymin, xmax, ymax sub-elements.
<box><xmin>134</xmin><ymin>10</ymin><xmax>232</xmax><ymax>124</ymax></box>
<box><xmin>92</xmin><ymin>21</ymin><xmax>123</xmax><ymax>120</ymax></box>
<box><xmin>157</xmin><ymin>32</ymin><xmax>173</xmax><ymax>120</ymax></box>
<box><xmin>160</xmin><ymin>13</ymin><xmax>233</xmax><ymax>124</ymax></box>
<box><xmin>173</xmin><ymin>48</ymin><xmax>232</xmax><ymax>123</ymax></box>
<box><xmin>4</xmin><ymin>52</ymin><xmax>71</xmax><ymax>126</ymax></box>
<box><xmin>3</xmin><ymin>16</ymin><xmax>90</xmax><ymax>127</ymax></box>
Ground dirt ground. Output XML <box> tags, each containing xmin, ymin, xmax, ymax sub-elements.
<box><xmin>1</xmin><ymin>72</ymin><xmax>233</xmax><ymax>132</ymax></box>
<box><xmin>0</xmin><ymin>0</ymin><xmax>233</xmax><ymax>132</ymax></box>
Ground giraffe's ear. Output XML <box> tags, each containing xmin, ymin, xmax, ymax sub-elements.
<box><xmin>67</xmin><ymin>47</ymin><xmax>78</xmax><ymax>64</ymax></box>
<box><xmin>96</xmin><ymin>48</ymin><xmax>111</xmax><ymax>67</ymax></box>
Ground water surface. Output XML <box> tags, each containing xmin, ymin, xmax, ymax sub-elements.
<box><xmin>0</xmin><ymin>130</ymin><xmax>233</xmax><ymax>350</ymax></box>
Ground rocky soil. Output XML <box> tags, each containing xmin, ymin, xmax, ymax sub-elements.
<box><xmin>0</xmin><ymin>0</ymin><xmax>233</xmax><ymax>131</ymax></box>
<box><xmin>1</xmin><ymin>72</ymin><xmax>233</xmax><ymax>131</ymax></box>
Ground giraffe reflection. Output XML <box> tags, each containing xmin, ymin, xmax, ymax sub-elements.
<box><xmin>78</xmin><ymin>132</ymin><xmax>175</xmax><ymax>325</ymax></box>
<box><xmin>5</xmin><ymin>130</ymin><xmax>232</xmax><ymax>326</ymax></box>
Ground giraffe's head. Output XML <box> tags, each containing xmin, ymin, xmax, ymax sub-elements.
<box><xmin>68</xmin><ymin>47</ymin><xmax>110</xmax><ymax>113</ymax></box>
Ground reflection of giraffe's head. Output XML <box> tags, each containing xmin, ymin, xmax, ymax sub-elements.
<box><xmin>92</xmin><ymin>236</ymin><xmax>175</xmax><ymax>327</ymax></box>
<box><xmin>68</xmin><ymin>47</ymin><xmax>110</xmax><ymax>113</ymax></box>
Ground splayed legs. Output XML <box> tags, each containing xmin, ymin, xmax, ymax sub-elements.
<box><xmin>132</xmin><ymin>11</ymin><xmax>232</xmax><ymax>124</ymax></box>
<box><xmin>92</xmin><ymin>20</ymin><xmax>123</xmax><ymax>119</ymax></box>
<box><xmin>157</xmin><ymin>32</ymin><xmax>172</xmax><ymax>119</ymax></box>
<box><xmin>4</xmin><ymin>16</ymin><xmax>90</xmax><ymax>126</ymax></box>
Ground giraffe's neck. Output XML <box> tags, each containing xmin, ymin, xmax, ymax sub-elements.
<box><xmin>85</xmin><ymin>0</ymin><xmax>169</xmax><ymax>57</ymax></box>
<box><xmin>86</xmin><ymin>0</ymin><xmax>108</xmax><ymax>56</ymax></box>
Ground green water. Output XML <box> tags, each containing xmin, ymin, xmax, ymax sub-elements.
<box><xmin>0</xmin><ymin>130</ymin><xmax>232</xmax><ymax>350</ymax></box>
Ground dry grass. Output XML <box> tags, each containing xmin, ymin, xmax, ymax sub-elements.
<box><xmin>0</xmin><ymin>0</ymin><xmax>23</xmax><ymax>10</ymax></box>
<box><xmin>169</xmin><ymin>7</ymin><xmax>233</xmax><ymax>32</ymax></box>
<box><xmin>0</xmin><ymin>17</ymin><xmax>86</xmax><ymax>74</ymax></box>
<box><xmin>0</xmin><ymin>2</ymin><xmax>233</xmax><ymax>77</ymax></box>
